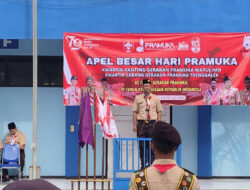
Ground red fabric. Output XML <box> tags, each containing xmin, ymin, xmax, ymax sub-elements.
<box><xmin>153</xmin><ymin>164</ymin><xmax>176</xmax><ymax>173</ymax></box>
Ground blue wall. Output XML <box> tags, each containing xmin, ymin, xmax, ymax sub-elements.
<box><xmin>0</xmin><ymin>0</ymin><xmax>250</xmax><ymax>39</ymax></box>
<box><xmin>212</xmin><ymin>106</ymin><xmax>250</xmax><ymax>176</ymax></box>
<box><xmin>173</xmin><ymin>106</ymin><xmax>198</xmax><ymax>175</ymax></box>
<box><xmin>0</xmin><ymin>87</ymin><xmax>65</xmax><ymax>176</ymax></box>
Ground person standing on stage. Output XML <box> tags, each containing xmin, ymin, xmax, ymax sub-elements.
<box><xmin>64</xmin><ymin>75</ymin><xmax>81</xmax><ymax>106</ymax></box>
<box><xmin>129</xmin><ymin>121</ymin><xmax>200</xmax><ymax>190</ymax></box>
<box><xmin>240</xmin><ymin>76</ymin><xmax>250</xmax><ymax>106</ymax></box>
<box><xmin>221</xmin><ymin>76</ymin><xmax>241</xmax><ymax>105</ymax></box>
<box><xmin>132</xmin><ymin>79</ymin><xmax>162</xmax><ymax>168</ymax></box>
<box><xmin>81</xmin><ymin>76</ymin><xmax>95</xmax><ymax>104</ymax></box>
<box><xmin>3</xmin><ymin>122</ymin><xmax>26</xmax><ymax>181</ymax></box>
<box><xmin>204</xmin><ymin>77</ymin><xmax>222</xmax><ymax>105</ymax></box>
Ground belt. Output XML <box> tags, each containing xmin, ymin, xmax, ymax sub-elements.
<box><xmin>137</xmin><ymin>120</ymin><xmax>156</xmax><ymax>124</ymax></box>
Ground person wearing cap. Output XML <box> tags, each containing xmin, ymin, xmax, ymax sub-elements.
<box><xmin>3</xmin><ymin>179</ymin><xmax>61</xmax><ymax>190</ymax></box>
<box><xmin>96</xmin><ymin>77</ymin><xmax>112</xmax><ymax>104</ymax></box>
<box><xmin>3</xmin><ymin>122</ymin><xmax>26</xmax><ymax>181</ymax></box>
<box><xmin>203</xmin><ymin>78</ymin><xmax>222</xmax><ymax>105</ymax></box>
<box><xmin>81</xmin><ymin>76</ymin><xmax>95</xmax><ymax>97</ymax></box>
<box><xmin>239</xmin><ymin>76</ymin><xmax>250</xmax><ymax>106</ymax></box>
<box><xmin>132</xmin><ymin>79</ymin><xmax>163</xmax><ymax>168</ymax></box>
<box><xmin>129</xmin><ymin>121</ymin><xmax>200</xmax><ymax>190</ymax></box>
<box><xmin>64</xmin><ymin>75</ymin><xmax>81</xmax><ymax>106</ymax></box>
<box><xmin>221</xmin><ymin>76</ymin><xmax>241</xmax><ymax>105</ymax></box>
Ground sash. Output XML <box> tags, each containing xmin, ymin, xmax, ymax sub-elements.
<box><xmin>176</xmin><ymin>169</ymin><xmax>195</xmax><ymax>190</ymax></box>
<box><xmin>133</xmin><ymin>168</ymin><xmax>194</xmax><ymax>190</ymax></box>
<box><xmin>134</xmin><ymin>168</ymin><xmax>149</xmax><ymax>190</ymax></box>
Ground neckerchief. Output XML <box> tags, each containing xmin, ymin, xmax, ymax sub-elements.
<box><xmin>144</xmin><ymin>95</ymin><xmax>151</xmax><ymax>120</ymax></box>
<box><xmin>223</xmin><ymin>89</ymin><xmax>230</xmax><ymax>105</ymax></box>
<box><xmin>75</xmin><ymin>87</ymin><xmax>79</xmax><ymax>103</ymax></box>
<box><xmin>245</xmin><ymin>91</ymin><xmax>250</xmax><ymax>105</ymax></box>
<box><xmin>207</xmin><ymin>89</ymin><xmax>220</xmax><ymax>105</ymax></box>
<box><xmin>11</xmin><ymin>134</ymin><xmax>17</xmax><ymax>145</ymax></box>
<box><xmin>153</xmin><ymin>164</ymin><xmax>176</xmax><ymax>173</ymax></box>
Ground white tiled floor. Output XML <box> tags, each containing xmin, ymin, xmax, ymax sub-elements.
<box><xmin>0</xmin><ymin>178</ymin><xmax>250</xmax><ymax>190</ymax></box>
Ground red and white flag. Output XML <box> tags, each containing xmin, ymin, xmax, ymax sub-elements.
<box><xmin>95</xmin><ymin>90</ymin><xmax>119</xmax><ymax>139</ymax></box>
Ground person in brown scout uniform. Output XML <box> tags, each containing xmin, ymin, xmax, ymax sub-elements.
<box><xmin>239</xmin><ymin>76</ymin><xmax>250</xmax><ymax>106</ymax></box>
<box><xmin>64</xmin><ymin>75</ymin><xmax>81</xmax><ymax>106</ymax></box>
<box><xmin>133</xmin><ymin>79</ymin><xmax>162</xmax><ymax>168</ymax></box>
<box><xmin>129</xmin><ymin>121</ymin><xmax>200</xmax><ymax>190</ymax></box>
<box><xmin>81</xmin><ymin>77</ymin><xmax>95</xmax><ymax>104</ymax></box>
<box><xmin>221</xmin><ymin>76</ymin><xmax>241</xmax><ymax>105</ymax></box>
<box><xmin>203</xmin><ymin>77</ymin><xmax>222</xmax><ymax>105</ymax></box>
<box><xmin>3</xmin><ymin>122</ymin><xmax>26</xmax><ymax>181</ymax></box>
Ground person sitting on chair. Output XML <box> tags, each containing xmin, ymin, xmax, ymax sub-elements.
<box><xmin>3</xmin><ymin>122</ymin><xmax>26</xmax><ymax>181</ymax></box>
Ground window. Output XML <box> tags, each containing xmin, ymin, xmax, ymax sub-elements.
<box><xmin>0</xmin><ymin>56</ymin><xmax>63</xmax><ymax>87</ymax></box>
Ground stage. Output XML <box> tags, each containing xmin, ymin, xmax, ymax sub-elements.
<box><xmin>0</xmin><ymin>178</ymin><xmax>250</xmax><ymax>190</ymax></box>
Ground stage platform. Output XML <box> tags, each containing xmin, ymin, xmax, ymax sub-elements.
<box><xmin>0</xmin><ymin>178</ymin><xmax>250</xmax><ymax>190</ymax></box>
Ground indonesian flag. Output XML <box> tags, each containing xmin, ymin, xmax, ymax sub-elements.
<box><xmin>95</xmin><ymin>90</ymin><xmax>119</xmax><ymax>139</ymax></box>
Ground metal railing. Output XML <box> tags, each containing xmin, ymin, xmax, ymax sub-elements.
<box><xmin>113</xmin><ymin>137</ymin><xmax>182</xmax><ymax>189</ymax></box>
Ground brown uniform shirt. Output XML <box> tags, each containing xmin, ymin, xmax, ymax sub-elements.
<box><xmin>129</xmin><ymin>159</ymin><xmax>200</xmax><ymax>190</ymax></box>
<box><xmin>133</xmin><ymin>93</ymin><xmax>163</xmax><ymax>120</ymax></box>
<box><xmin>5</xmin><ymin>130</ymin><xmax>26</xmax><ymax>149</ymax></box>
<box><xmin>221</xmin><ymin>87</ymin><xmax>241</xmax><ymax>105</ymax></box>
<box><xmin>0</xmin><ymin>138</ymin><xmax>3</xmax><ymax>149</ymax></box>
<box><xmin>203</xmin><ymin>88</ymin><xmax>222</xmax><ymax>105</ymax></box>
<box><xmin>65</xmin><ymin>86</ymin><xmax>81</xmax><ymax>105</ymax></box>
<box><xmin>239</xmin><ymin>89</ymin><xmax>250</xmax><ymax>105</ymax></box>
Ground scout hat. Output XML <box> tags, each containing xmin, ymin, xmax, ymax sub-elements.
<box><xmin>152</xmin><ymin>121</ymin><xmax>181</xmax><ymax>154</ymax></box>
<box><xmin>211</xmin><ymin>77</ymin><xmax>216</xmax><ymax>82</ymax></box>
<box><xmin>244</xmin><ymin>76</ymin><xmax>250</xmax><ymax>81</ymax></box>
<box><xmin>142</xmin><ymin>79</ymin><xmax>151</xmax><ymax>84</ymax></box>
<box><xmin>101</xmin><ymin>77</ymin><xmax>107</xmax><ymax>82</ymax></box>
<box><xmin>224</xmin><ymin>76</ymin><xmax>230</xmax><ymax>82</ymax></box>
<box><xmin>8</xmin><ymin>122</ymin><xmax>16</xmax><ymax>130</ymax></box>
<box><xmin>71</xmin><ymin>75</ymin><xmax>77</xmax><ymax>80</ymax></box>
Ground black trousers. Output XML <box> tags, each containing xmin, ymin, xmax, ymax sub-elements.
<box><xmin>137</xmin><ymin>120</ymin><xmax>155</xmax><ymax>168</ymax></box>
<box><xmin>3</xmin><ymin>149</ymin><xmax>25</xmax><ymax>177</ymax></box>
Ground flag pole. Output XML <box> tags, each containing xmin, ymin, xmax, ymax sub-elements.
<box><xmin>32</xmin><ymin>0</ymin><xmax>38</xmax><ymax>179</ymax></box>
<box><xmin>101</xmin><ymin>137</ymin><xmax>105</xmax><ymax>190</ymax></box>
<box><xmin>94</xmin><ymin>90</ymin><xmax>97</xmax><ymax>190</ymax></box>
<box><xmin>86</xmin><ymin>144</ymin><xmax>89</xmax><ymax>190</ymax></box>
<box><xmin>78</xmin><ymin>144</ymin><xmax>81</xmax><ymax>190</ymax></box>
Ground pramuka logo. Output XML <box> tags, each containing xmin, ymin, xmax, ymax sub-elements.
<box><xmin>123</xmin><ymin>41</ymin><xmax>134</xmax><ymax>52</ymax></box>
<box><xmin>66</xmin><ymin>35</ymin><xmax>82</xmax><ymax>50</ymax></box>
<box><xmin>191</xmin><ymin>37</ymin><xmax>201</xmax><ymax>53</ymax></box>
<box><xmin>129</xmin><ymin>38</ymin><xmax>176</xmax><ymax>53</ymax></box>
<box><xmin>243</xmin><ymin>36</ymin><xmax>250</xmax><ymax>50</ymax></box>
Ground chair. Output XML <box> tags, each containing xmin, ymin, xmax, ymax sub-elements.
<box><xmin>0</xmin><ymin>144</ymin><xmax>21</xmax><ymax>183</ymax></box>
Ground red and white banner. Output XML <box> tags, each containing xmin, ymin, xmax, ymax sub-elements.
<box><xmin>63</xmin><ymin>33</ymin><xmax>250</xmax><ymax>106</ymax></box>
<box><xmin>95</xmin><ymin>91</ymin><xmax>119</xmax><ymax>139</ymax></box>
